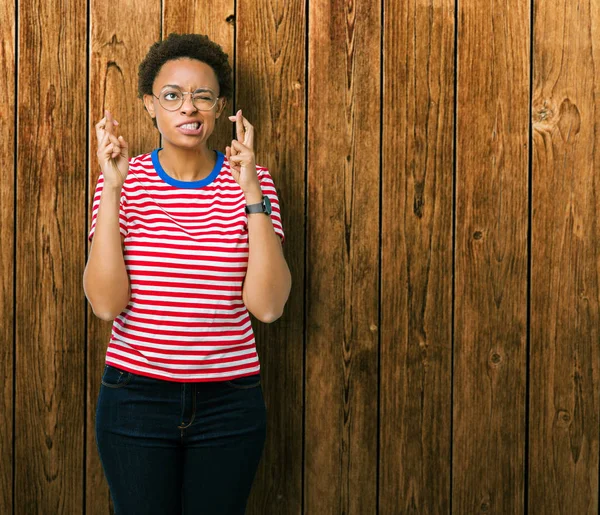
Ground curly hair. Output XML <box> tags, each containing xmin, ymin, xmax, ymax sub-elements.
<box><xmin>138</xmin><ymin>33</ymin><xmax>233</xmax><ymax>102</ymax></box>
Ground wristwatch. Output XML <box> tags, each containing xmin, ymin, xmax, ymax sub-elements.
<box><xmin>245</xmin><ymin>195</ymin><xmax>272</xmax><ymax>215</ymax></box>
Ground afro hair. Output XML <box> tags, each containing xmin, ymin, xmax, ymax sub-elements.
<box><xmin>138</xmin><ymin>33</ymin><xmax>233</xmax><ymax>101</ymax></box>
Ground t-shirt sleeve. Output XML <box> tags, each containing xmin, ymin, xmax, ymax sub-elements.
<box><xmin>88</xmin><ymin>174</ymin><xmax>128</xmax><ymax>242</ymax></box>
<box><xmin>257</xmin><ymin>168</ymin><xmax>285</xmax><ymax>244</ymax></box>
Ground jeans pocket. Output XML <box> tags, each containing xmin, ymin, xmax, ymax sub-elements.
<box><xmin>101</xmin><ymin>365</ymin><xmax>133</xmax><ymax>389</ymax></box>
<box><xmin>224</xmin><ymin>373</ymin><xmax>261</xmax><ymax>390</ymax></box>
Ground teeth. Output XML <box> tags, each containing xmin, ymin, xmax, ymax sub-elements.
<box><xmin>180</xmin><ymin>123</ymin><xmax>200</xmax><ymax>130</ymax></box>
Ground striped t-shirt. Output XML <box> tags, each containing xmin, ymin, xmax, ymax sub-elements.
<box><xmin>88</xmin><ymin>149</ymin><xmax>284</xmax><ymax>382</ymax></box>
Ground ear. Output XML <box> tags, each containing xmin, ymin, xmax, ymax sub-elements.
<box><xmin>215</xmin><ymin>97</ymin><xmax>227</xmax><ymax>119</ymax></box>
<box><xmin>143</xmin><ymin>94</ymin><xmax>156</xmax><ymax>120</ymax></box>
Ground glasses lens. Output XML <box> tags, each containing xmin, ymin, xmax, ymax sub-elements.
<box><xmin>159</xmin><ymin>89</ymin><xmax>183</xmax><ymax>111</ymax></box>
<box><xmin>192</xmin><ymin>90</ymin><xmax>218</xmax><ymax>111</ymax></box>
<box><xmin>157</xmin><ymin>88</ymin><xmax>218</xmax><ymax>111</ymax></box>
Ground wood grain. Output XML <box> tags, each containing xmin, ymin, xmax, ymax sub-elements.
<box><xmin>163</xmin><ymin>0</ymin><xmax>236</xmax><ymax>154</ymax></box>
<box><xmin>453</xmin><ymin>0</ymin><xmax>530</xmax><ymax>512</ymax></box>
<box><xmin>16</xmin><ymin>0</ymin><xmax>86</xmax><ymax>511</ymax></box>
<box><xmin>5</xmin><ymin>0</ymin><xmax>600</xmax><ymax>512</ymax></box>
<box><xmin>379</xmin><ymin>0</ymin><xmax>455</xmax><ymax>511</ymax></box>
<box><xmin>529</xmin><ymin>0</ymin><xmax>600</xmax><ymax>511</ymax></box>
<box><xmin>87</xmin><ymin>1</ymin><xmax>160</xmax><ymax>513</ymax></box>
<box><xmin>235</xmin><ymin>0</ymin><xmax>305</xmax><ymax>512</ymax></box>
<box><xmin>0</xmin><ymin>0</ymin><xmax>15</xmax><ymax>512</ymax></box>
<box><xmin>306</xmin><ymin>0</ymin><xmax>380</xmax><ymax>511</ymax></box>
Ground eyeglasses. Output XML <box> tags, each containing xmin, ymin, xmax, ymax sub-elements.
<box><xmin>153</xmin><ymin>86</ymin><xmax>220</xmax><ymax>112</ymax></box>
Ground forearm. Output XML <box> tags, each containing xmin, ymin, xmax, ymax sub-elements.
<box><xmin>243</xmin><ymin>212</ymin><xmax>291</xmax><ymax>323</ymax></box>
<box><xmin>83</xmin><ymin>186</ymin><xmax>130</xmax><ymax>320</ymax></box>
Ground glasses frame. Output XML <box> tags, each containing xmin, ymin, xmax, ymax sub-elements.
<box><xmin>152</xmin><ymin>86</ymin><xmax>220</xmax><ymax>112</ymax></box>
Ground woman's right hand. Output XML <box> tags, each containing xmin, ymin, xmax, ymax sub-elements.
<box><xmin>96</xmin><ymin>109</ymin><xmax>129</xmax><ymax>189</ymax></box>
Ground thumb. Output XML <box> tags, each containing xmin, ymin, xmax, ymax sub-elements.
<box><xmin>118</xmin><ymin>136</ymin><xmax>129</xmax><ymax>159</ymax></box>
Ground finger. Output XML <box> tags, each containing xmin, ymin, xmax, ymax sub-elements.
<box><xmin>97</xmin><ymin>130</ymin><xmax>110</xmax><ymax>152</ymax></box>
<box><xmin>229</xmin><ymin>153</ymin><xmax>244</xmax><ymax>163</ymax></box>
<box><xmin>231</xmin><ymin>139</ymin><xmax>249</xmax><ymax>153</ymax></box>
<box><xmin>226</xmin><ymin>146</ymin><xmax>234</xmax><ymax>166</ymax></box>
<box><xmin>110</xmin><ymin>140</ymin><xmax>121</xmax><ymax>158</ymax></box>
<box><xmin>95</xmin><ymin>116</ymin><xmax>107</xmax><ymax>130</ymax></box>
<box><xmin>102</xmin><ymin>142</ymin><xmax>114</xmax><ymax>159</ymax></box>
<box><xmin>108</xmin><ymin>139</ymin><xmax>120</xmax><ymax>159</ymax></box>
<box><xmin>118</xmin><ymin>136</ymin><xmax>129</xmax><ymax>160</ymax></box>
<box><xmin>241</xmin><ymin>117</ymin><xmax>253</xmax><ymax>131</ymax></box>
<box><xmin>107</xmin><ymin>132</ymin><xmax>120</xmax><ymax>146</ymax></box>
<box><xmin>226</xmin><ymin>147</ymin><xmax>240</xmax><ymax>170</ymax></box>
<box><xmin>95</xmin><ymin>118</ymin><xmax>107</xmax><ymax>143</ymax></box>
<box><xmin>228</xmin><ymin>155</ymin><xmax>245</xmax><ymax>171</ymax></box>
<box><xmin>243</xmin><ymin>123</ymin><xmax>254</xmax><ymax>150</ymax></box>
<box><xmin>234</xmin><ymin>109</ymin><xmax>245</xmax><ymax>142</ymax></box>
<box><xmin>229</xmin><ymin>140</ymin><xmax>241</xmax><ymax>157</ymax></box>
<box><xmin>105</xmin><ymin>110</ymin><xmax>118</xmax><ymax>135</ymax></box>
<box><xmin>105</xmin><ymin>110</ymin><xmax>114</xmax><ymax>135</ymax></box>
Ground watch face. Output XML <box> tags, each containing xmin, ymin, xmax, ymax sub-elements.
<box><xmin>263</xmin><ymin>195</ymin><xmax>272</xmax><ymax>215</ymax></box>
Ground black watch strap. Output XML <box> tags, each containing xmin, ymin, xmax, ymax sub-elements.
<box><xmin>245</xmin><ymin>195</ymin><xmax>272</xmax><ymax>215</ymax></box>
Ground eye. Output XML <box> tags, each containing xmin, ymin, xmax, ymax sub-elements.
<box><xmin>162</xmin><ymin>91</ymin><xmax>181</xmax><ymax>101</ymax></box>
<box><xmin>194</xmin><ymin>95</ymin><xmax>214</xmax><ymax>101</ymax></box>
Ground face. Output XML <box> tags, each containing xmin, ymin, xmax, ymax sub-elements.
<box><xmin>143</xmin><ymin>58</ymin><xmax>227</xmax><ymax>150</ymax></box>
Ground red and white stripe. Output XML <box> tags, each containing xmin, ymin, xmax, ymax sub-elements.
<box><xmin>88</xmin><ymin>152</ymin><xmax>284</xmax><ymax>382</ymax></box>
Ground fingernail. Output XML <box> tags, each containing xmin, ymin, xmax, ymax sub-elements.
<box><xmin>113</xmin><ymin>120</ymin><xmax>119</xmax><ymax>125</ymax></box>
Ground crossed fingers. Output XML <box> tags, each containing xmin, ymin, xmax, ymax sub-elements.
<box><xmin>226</xmin><ymin>109</ymin><xmax>255</xmax><ymax>173</ymax></box>
<box><xmin>96</xmin><ymin>110</ymin><xmax>124</xmax><ymax>160</ymax></box>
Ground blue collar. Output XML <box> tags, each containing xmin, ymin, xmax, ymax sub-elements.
<box><xmin>151</xmin><ymin>148</ymin><xmax>224</xmax><ymax>189</ymax></box>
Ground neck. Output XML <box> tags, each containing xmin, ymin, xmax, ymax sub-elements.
<box><xmin>159</xmin><ymin>142</ymin><xmax>216</xmax><ymax>182</ymax></box>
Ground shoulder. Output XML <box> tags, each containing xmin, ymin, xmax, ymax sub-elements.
<box><xmin>256</xmin><ymin>164</ymin><xmax>274</xmax><ymax>182</ymax></box>
<box><xmin>128</xmin><ymin>151</ymin><xmax>154</xmax><ymax>167</ymax></box>
<box><xmin>122</xmin><ymin>151</ymin><xmax>155</xmax><ymax>187</ymax></box>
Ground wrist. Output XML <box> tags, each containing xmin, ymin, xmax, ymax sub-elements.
<box><xmin>102</xmin><ymin>182</ymin><xmax>123</xmax><ymax>194</ymax></box>
<box><xmin>243</xmin><ymin>185</ymin><xmax>263</xmax><ymax>205</ymax></box>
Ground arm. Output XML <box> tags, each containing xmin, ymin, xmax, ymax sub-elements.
<box><xmin>83</xmin><ymin>110</ymin><xmax>131</xmax><ymax>321</ymax></box>
<box><xmin>83</xmin><ymin>185</ymin><xmax>130</xmax><ymax>321</ymax></box>
<box><xmin>226</xmin><ymin>109</ymin><xmax>291</xmax><ymax>323</ymax></box>
<box><xmin>242</xmin><ymin>188</ymin><xmax>292</xmax><ymax>323</ymax></box>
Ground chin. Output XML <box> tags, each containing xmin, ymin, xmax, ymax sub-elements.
<box><xmin>164</xmin><ymin>134</ymin><xmax>206</xmax><ymax>150</ymax></box>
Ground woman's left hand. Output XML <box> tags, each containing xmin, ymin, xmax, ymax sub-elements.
<box><xmin>226</xmin><ymin>109</ymin><xmax>261</xmax><ymax>200</ymax></box>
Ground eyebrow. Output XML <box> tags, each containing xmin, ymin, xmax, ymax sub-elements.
<box><xmin>161</xmin><ymin>84</ymin><xmax>216</xmax><ymax>93</ymax></box>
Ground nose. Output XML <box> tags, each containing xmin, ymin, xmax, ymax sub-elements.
<box><xmin>179</xmin><ymin>93</ymin><xmax>197</xmax><ymax>114</ymax></box>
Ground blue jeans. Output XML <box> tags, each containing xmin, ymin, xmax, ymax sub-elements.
<box><xmin>95</xmin><ymin>364</ymin><xmax>267</xmax><ymax>515</ymax></box>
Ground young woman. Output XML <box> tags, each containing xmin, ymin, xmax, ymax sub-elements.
<box><xmin>83</xmin><ymin>33</ymin><xmax>291</xmax><ymax>514</ymax></box>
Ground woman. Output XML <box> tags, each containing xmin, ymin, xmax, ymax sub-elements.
<box><xmin>83</xmin><ymin>33</ymin><xmax>291</xmax><ymax>514</ymax></box>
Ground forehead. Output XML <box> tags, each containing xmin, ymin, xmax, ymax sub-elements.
<box><xmin>154</xmin><ymin>58</ymin><xmax>219</xmax><ymax>91</ymax></box>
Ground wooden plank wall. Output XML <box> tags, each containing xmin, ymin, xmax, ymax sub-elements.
<box><xmin>0</xmin><ymin>0</ymin><xmax>15</xmax><ymax>513</ymax></box>
<box><xmin>380</xmin><ymin>0</ymin><xmax>454</xmax><ymax>511</ymax></box>
<box><xmin>16</xmin><ymin>0</ymin><xmax>87</xmax><ymax>512</ymax></box>
<box><xmin>2</xmin><ymin>0</ymin><xmax>598</xmax><ymax>513</ymax></box>
<box><xmin>529</xmin><ymin>0</ymin><xmax>600</xmax><ymax>512</ymax></box>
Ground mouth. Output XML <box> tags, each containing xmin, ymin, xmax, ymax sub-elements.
<box><xmin>176</xmin><ymin>121</ymin><xmax>203</xmax><ymax>135</ymax></box>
